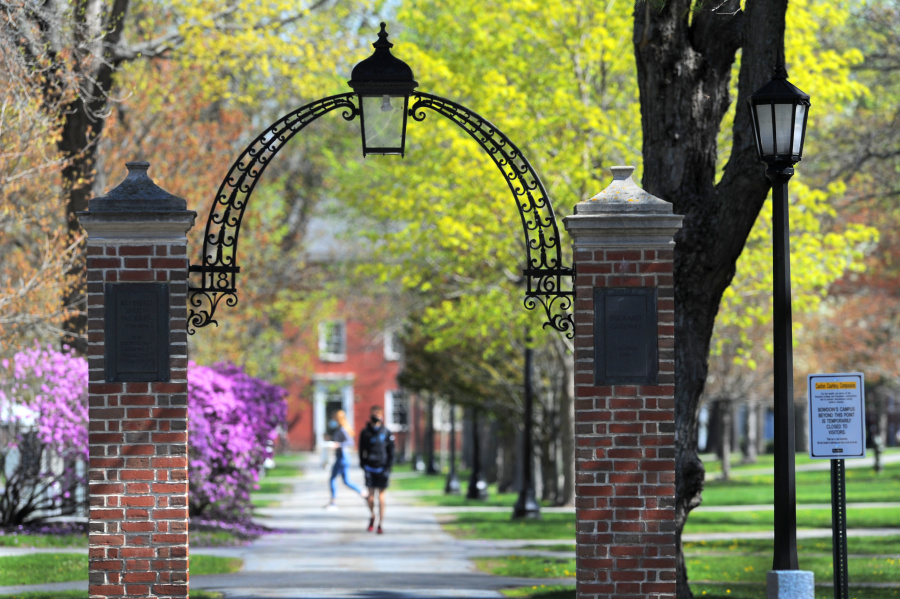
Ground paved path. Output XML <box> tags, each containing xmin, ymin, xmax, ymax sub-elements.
<box><xmin>0</xmin><ymin>454</ymin><xmax>570</xmax><ymax>598</ymax></box>
<box><xmin>3</xmin><ymin>452</ymin><xmax>900</xmax><ymax>597</ymax></box>
<box><xmin>196</xmin><ymin>455</ymin><xmax>571</xmax><ymax>598</ymax></box>
<box><xmin>202</xmin><ymin>455</ymin><xmax>572</xmax><ymax>598</ymax></box>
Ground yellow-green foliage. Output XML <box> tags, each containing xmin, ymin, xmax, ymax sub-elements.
<box><xmin>135</xmin><ymin>0</ymin><xmax>372</xmax><ymax>105</ymax></box>
<box><xmin>711</xmin><ymin>0</ymin><xmax>878</xmax><ymax>369</ymax></box>
<box><xmin>328</xmin><ymin>0</ymin><xmax>875</xmax><ymax>362</ymax></box>
<box><xmin>329</xmin><ymin>0</ymin><xmax>639</xmax><ymax>355</ymax></box>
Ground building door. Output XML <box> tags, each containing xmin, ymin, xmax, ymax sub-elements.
<box><xmin>314</xmin><ymin>378</ymin><xmax>354</xmax><ymax>450</ymax></box>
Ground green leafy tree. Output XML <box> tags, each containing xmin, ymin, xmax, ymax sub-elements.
<box><xmin>0</xmin><ymin>0</ymin><xmax>372</xmax><ymax>350</ymax></box>
<box><xmin>324</xmin><ymin>0</ymin><xmax>875</xmax><ymax>592</ymax></box>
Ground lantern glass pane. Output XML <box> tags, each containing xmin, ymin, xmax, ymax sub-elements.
<box><xmin>754</xmin><ymin>103</ymin><xmax>775</xmax><ymax>156</ymax></box>
<box><xmin>362</xmin><ymin>95</ymin><xmax>404</xmax><ymax>151</ymax></box>
<box><xmin>749</xmin><ymin>107</ymin><xmax>763</xmax><ymax>157</ymax></box>
<box><xmin>773</xmin><ymin>103</ymin><xmax>794</xmax><ymax>155</ymax></box>
<box><xmin>792</xmin><ymin>104</ymin><xmax>806</xmax><ymax>155</ymax></box>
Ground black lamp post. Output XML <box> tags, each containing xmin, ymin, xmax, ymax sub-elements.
<box><xmin>513</xmin><ymin>342</ymin><xmax>541</xmax><ymax>519</ymax></box>
<box><xmin>747</xmin><ymin>60</ymin><xmax>810</xmax><ymax>572</ymax></box>
<box><xmin>347</xmin><ymin>22</ymin><xmax>417</xmax><ymax>157</ymax></box>
<box><xmin>445</xmin><ymin>403</ymin><xmax>461</xmax><ymax>494</ymax></box>
<box><xmin>425</xmin><ymin>395</ymin><xmax>439</xmax><ymax>474</ymax></box>
<box><xmin>467</xmin><ymin>408</ymin><xmax>488</xmax><ymax>500</ymax></box>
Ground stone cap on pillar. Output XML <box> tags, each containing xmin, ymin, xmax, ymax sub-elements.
<box><xmin>576</xmin><ymin>166</ymin><xmax>672</xmax><ymax>214</ymax></box>
<box><xmin>88</xmin><ymin>162</ymin><xmax>187</xmax><ymax>212</ymax></box>
<box><xmin>564</xmin><ymin>166</ymin><xmax>683</xmax><ymax>247</ymax></box>
<box><xmin>78</xmin><ymin>162</ymin><xmax>196</xmax><ymax>241</ymax></box>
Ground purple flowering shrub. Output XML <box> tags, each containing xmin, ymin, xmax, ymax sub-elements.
<box><xmin>187</xmin><ymin>363</ymin><xmax>286</xmax><ymax>522</ymax></box>
<box><xmin>0</xmin><ymin>344</ymin><xmax>88</xmax><ymax>526</ymax></box>
<box><xmin>0</xmin><ymin>345</ymin><xmax>286</xmax><ymax>529</ymax></box>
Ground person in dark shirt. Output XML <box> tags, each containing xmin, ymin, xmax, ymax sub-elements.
<box><xmin>358</xmin><ymin>405</ymin><xmax>395</xmax><ymax>534</ymax></box>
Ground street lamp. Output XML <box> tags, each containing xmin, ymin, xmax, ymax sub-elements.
<box><xmin>747</xmin><ymin>61</ymin><xmax>810</xmax><ymax>573</ymax></box>
<box><xmin>445</xmin><ymin>403</ymin><xmax>461</xmax><ymax>494</ymax></box>
<box><xmin>347</xmin><ymin>22</ymin><xmax>418</xmax><ymax>157</ymax></box>
<box><xmin>466</xmin><ymin>408</ymin><xmax>488</xmax><ymax>500</ymax></box>
<box><xmin>513</xmin><ymin>342</ymin><xmax>540</xmax><ymax>519</ymax></box>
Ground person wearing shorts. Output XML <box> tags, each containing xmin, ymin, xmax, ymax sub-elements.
<box><xmin>358</xmin><ymin>405</ymin><xmax>395</xmax><ymax>534</ymax></box>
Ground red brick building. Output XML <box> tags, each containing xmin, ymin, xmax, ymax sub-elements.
<box><xmin>282</xmin><ymin>306</ymin><xmax>412</xmax><ymax>457</ymax></box>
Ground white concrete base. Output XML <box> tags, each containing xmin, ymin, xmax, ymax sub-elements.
<box><xmin>767</xmin><ymin>570</ymin><xmax>815</xmax><ymax>599</ymax></box>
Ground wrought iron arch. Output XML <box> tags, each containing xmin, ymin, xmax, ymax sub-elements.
<box><xmin>188</xmin><ymin>92</ymin><xmax>573</xmax><ymax>336</ymax></box>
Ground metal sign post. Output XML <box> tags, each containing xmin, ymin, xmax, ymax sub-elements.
<box><xmin>808</xmin><ymin>372</ymin><xmax>866</xmax><ymax>599</ymax></box>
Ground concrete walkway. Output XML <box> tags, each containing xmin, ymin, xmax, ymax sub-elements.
<box><xmin>2</xmin><ymin>452</ymin><xmax>899</xmax><ymax>597</ymax></box>
<box><xmin>197</xmin><ymin>454</ymin><xmax>573</xmax><ymax>598</ymax></box>
<box><xmin>0</xmin><ymin>454</ymin><xmax>571</xmax><ymax>598</ymax></box>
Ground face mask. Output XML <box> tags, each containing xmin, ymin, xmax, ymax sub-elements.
<box><xmin>371</xmin><ymin>416</ymin><xmax>382</xmax><ymax>424</ymax></box>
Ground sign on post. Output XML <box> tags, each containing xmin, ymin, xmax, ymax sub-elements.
<box><xmin>808</xmin><ymin>373</ymin><xmax>866</xmax><ymax>460</ymax></box>
<box><xmin>808</xmin><ymin>372</ymin><xmax>866</xmax><ymax>599</ymax></box>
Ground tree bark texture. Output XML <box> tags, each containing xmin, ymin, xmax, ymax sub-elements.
<box><xmin>633</xmin><ymin>1</ymin><xmax>788</xmax><ymax>596</ymax></box>
<box><xmin>560</xmin><ymin>350</ymin><xmax>576</xmax><ymax>506</ymax></box>
<box><xmin>7</xmin><ymin>0</ymin><xmax>134</xmax><ymax>352</ymax></box>
<box><xmin>718</xmin><ymin>400</ymin><xmax>732</xmax><ymax>480</ymax></box>
<box><xmin>744</xmin><ymin>400</ymin><xmax>759</xmax><ymax>464</ymax></box>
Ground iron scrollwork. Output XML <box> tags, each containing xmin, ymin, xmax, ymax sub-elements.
<box><xmin>188</xmin><ymin>93</ymin><xmax>358</xmax><ymax>333</ymax></box>
<box><xmin>409</xmin><ymin>93</ymin><xmax>574</xmax><ymax>337</ymax></box>
<box><xmin>189</xmin><ymin>90</ymin><xmax>573</xmax><ymax>337</ymax></box>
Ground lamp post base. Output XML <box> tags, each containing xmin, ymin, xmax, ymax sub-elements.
<box><xmin>444</xmin><ymin>471</ymin><xmax>461</xmax><ymax>495</ymax></box>
<box><xmin>512</xmin><ymin>488</ymin><xmax>541</xmax><ymax>520</ymax></box>
<box><xmin>767</xmin><ymin>570</ymin><xmax>814</xmax><ymax>599</ymax></box>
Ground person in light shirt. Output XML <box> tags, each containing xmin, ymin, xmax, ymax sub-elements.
<box><xmin>324</xmin><ymin>410</ymin><xmax>367</xmax><ymax>509</ymax></box>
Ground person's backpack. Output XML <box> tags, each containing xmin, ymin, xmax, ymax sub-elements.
<box><xmin>362</xmin><ymin>425</ymin><xmax>390</xmax><ymax>469</ymax></box>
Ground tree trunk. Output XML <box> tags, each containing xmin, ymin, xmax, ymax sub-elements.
<box><xmin>718</xmin><ymin>401</ymin><xmax>732</xmax><ymax>480</ymax></box>
<box><xmin>497</xmin><ymin>426</ymin><xmax>517</xmax><ymax>493</ymax></box>
<box><xmin>743</xmin><ymin>400</ymin><xmax>759</xmax><ymax>464</ymax></box>
<box><xmin>425</xmin><ymin>395</ymin><xmax>438</xmax><ymax>474</ymax></box>
<box><xmin>757</xmin><ymin>401</ymin><xmax>769</xmax><ymax>455</ymax></box>
<box><xmin>876</xmin><ymin>411</ymin><xmax>888</xmax><ymax>474</ymax></box>
<box><xmin>794</xmin><ymin>398</ymin><xmax>808</xmax><ymax>453</ymax></box>
<box><xmin>57</xmin><ymin>0</ymin><xmax>133</xmax><ymax>354</ymax></box>
<box><xmin>633</xmin><ymin>1</ymin><xmax>788</xmax><ymax>596</ymax></box>
<box><xmin>559</xmin><ymin>347</ymin><xmax>576</xmax><ymax>506</ymax></box>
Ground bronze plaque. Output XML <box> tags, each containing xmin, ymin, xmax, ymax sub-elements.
<box><xmin>594</xmin><ymin>288</ymin><xmax>658</xmax><ymax>385</ymax></box>
<box><xmin>105</xmin><ymin>283</ymin><xmax>170</xmax><ymax>382</ymax></box>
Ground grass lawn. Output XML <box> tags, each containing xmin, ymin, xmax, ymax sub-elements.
<box><xmin>686</xmin><ymin>506</ymin><xmax>900</xmax><ymax>534</ymax></box>
<box><xmin>703</xmin><ymin>460</ymin><xmax>900</xmax><ymax>506</ymax></box>
<box><xmin>520</xmin><ymin>543</ymin><xmax>577</xmax><ymax>553</ymax></box>
<box><xmin>0</xmin><ymin>534</ymin><xmax>87</xmax><ymax>548</ymax></box>
<box><xmin>686</xmin><ymin>536</ymin><xmax>900</xmax><ymax>556</ymax></box>
<box><xmin>701</xmin><ymin>448</ymin><xmax>900</xmax><ymax>475</ymax></box>
<box><xmin>0</xmin><ymin>553</ymin><xmax>242</xmax><ymax>587</ymax></box>
<box><xmin>391</xmin><ymin>469</ymin><xmax>551</xmax><ymax>508</ymax></box>
<box><xmin>253</xmin><ymin>480</ymin><xmax>293</xmax><ymax>494</ymax></box>
<box><xmin>501</xmin><ymin>586</ymin><xmax>900</xmax><ymax>599</ymax></box>
<box><xmin>687</xmin><ymin>553</ymin><xmax>900</xmax><ymax>584</ymax></box>
<box><xmin>443</xmin><ymin>506</ymin><xmax>900</xmax><ymax>540</ymax></box>
<box><xmin>692</xmin><ymin>585</ymin><xmax>900</xmax><ymax>599</ymax></box>
<box><xmin>0</xmin><ymin>593</ymin><xmax>223</xmax><ymax>599</ymax></box>
<box><xmin>473</xmin><ymin>555</ymin><xmax>575</xmax><ymax>578</ymax></box>
<box><xmin>502</xmin><ymin>584</ymin><xmax>575</xmax><ymax>598</ymax></box>
<box><xmin>264</xmin><ymin>460</ymin><xmax>303</xmax><ymax>479</ymax></box>
<box><xmin>441</xmin><ymin>512</ymin><xmax>575</xmax><ymax>540</ymax></box>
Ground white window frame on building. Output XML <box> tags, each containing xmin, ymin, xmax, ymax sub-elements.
<box><xmin>384</xmin><ymin>389</ymin><xmax>409</xmax><ymax>433</ymax></box>
<box><xmin>313</xmin><ymin>375</ymin><xmax>355</xmax><ymax>450</ymax></box>
<box><xmin>318</xmin><ymin>320</ymin><xmax>347</xmax><ymax>362</ymax></box>
<box><xmin>383</xmin><ymin>329</ymin><xmax>401</xmax><ymax>362</ymax></box>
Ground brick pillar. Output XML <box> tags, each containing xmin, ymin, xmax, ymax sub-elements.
<box><xmin>563</xmin><ymin>166</ymin><xmax>683</xmax><ymax>599</ymax></box>
<box><xmin>79</xmin><ymin>162</ymin><xmax>197</xmax><ymax>599</ymax></box>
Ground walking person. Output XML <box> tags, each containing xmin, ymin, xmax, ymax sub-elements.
<box><xmin>359</xmin><ymin>405</ymin><xmax>395</xmax><ymax>534</ymax></box>
<box><xmin>325</xmin><ymin>410</ymin><xmax>366</xmax><ymax>509</ymax></box>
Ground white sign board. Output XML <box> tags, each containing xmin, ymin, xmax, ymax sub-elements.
<box><xmin>808</xmin><ymin>373</ymin><xmax>866</xmax><ymax>460</ymax></box>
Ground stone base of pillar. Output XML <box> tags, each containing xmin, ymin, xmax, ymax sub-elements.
<box><xmin>766</xmin><ymin>570</ymin><xmax>814</xmax><ymax>599</ymax></box>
